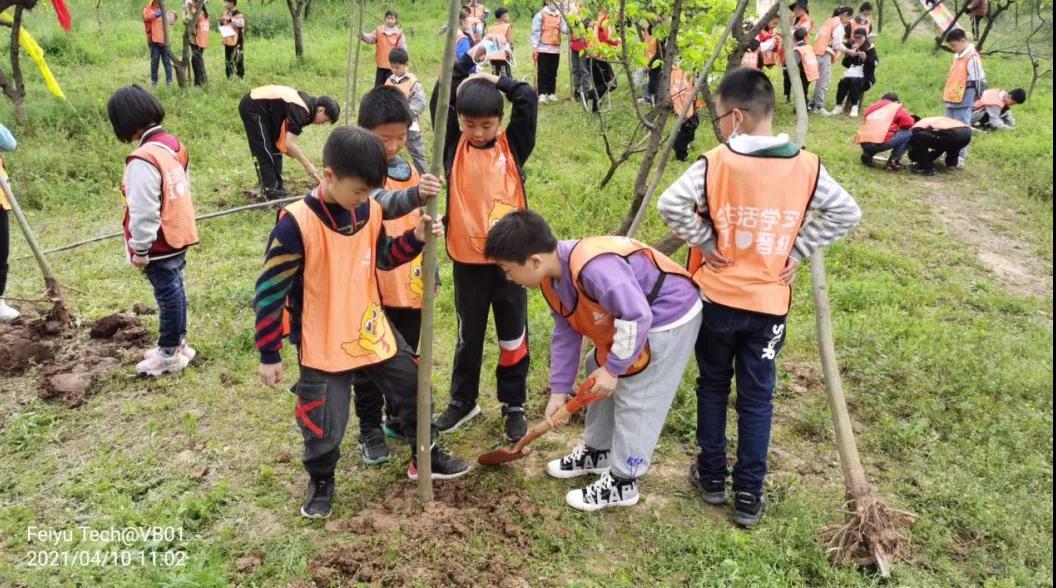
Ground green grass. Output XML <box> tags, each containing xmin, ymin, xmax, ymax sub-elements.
<box><xmin>1</xmin><ymin>1</ymin><xmax>1052</xmax><ymax>586</ymax></box>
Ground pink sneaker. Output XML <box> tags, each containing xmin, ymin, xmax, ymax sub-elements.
<box><xmin>143</xmin><ymin>343</ymin><xmax>196</xmax><ymax>363</ymax></box>
<box><xmin>136</xmin><ymin>348</ymin><xmax>191</xmax><ymax>377</ymax></box>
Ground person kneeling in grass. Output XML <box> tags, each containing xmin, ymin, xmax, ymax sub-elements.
<box><xmin>485</xmin><ymin>210</ymin><xmax>703</xmax><ymax>512</ymax></box>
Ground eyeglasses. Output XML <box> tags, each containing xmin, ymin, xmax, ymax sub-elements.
<box><xmin>711</xmin><ymin>109</ymin><xmax>737</xmax><ymax>125</ymax></box>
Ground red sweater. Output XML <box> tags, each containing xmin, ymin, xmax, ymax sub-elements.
<box><xmin>865</xmin><ymin>99</ymin><xmax>914</xmax><ymax>143</ymax></box>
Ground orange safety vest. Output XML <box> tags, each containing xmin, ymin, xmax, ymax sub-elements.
<box><xmin>283</xmin><ymin>196</ymin><xmax>398</xmax><ymax>372</ymax></box>
<box><xmin>793</xmin><ymin>13</ymin><xmax>813</xmax><ymax>33</ymax></box>
<box><xmin>249</xmin><ymin>85</ymin><xmax>309</xmax><ymax>154</ymax></box>
<box><xmin>195</xmin><ymin>14</ymin><xmax>210</xmax><ymax>48</ymax></box>
<box><xmin>446</xmin><ymin>133</ymin><xmax>527</xmax><ymax>264</ymax></box>
<box><xmin>850</xmin><ymin>20</ymin><xmax>871</xmax><ymax>37</ymax></box>
<box><xmin>488</xmin><ymin>21</ymin><xmax>513</xmax><ymax>44</ymax></box>
<box><xmin>121</xmin><ymin>140</ymin><xmax>199</xmax><ymax>256</ymax></box>
<box><xmin>854</xmin><ymin>101</ymin><xmax>901</xmax><ymax>144</ymax></box>
<box><xmin>943</xmin><ymin>49</ymin><xmax>978</xmax><ymax>104</ymax></box>
<box><xmin>143</xmin><ymin>5</ymin><xmax>166</xmax><ymax>45</ymax></box>
<box><xmin>540</xmin><ymin>237</ymin><xmax>695</xmax><ymax>377</ymax></box>
<box><xmin>645</xmin><ymin>33</ymin><xmax>658</xmax><ymax>62</ymax></box>
<box><xmin>374</xmin><ymin>26</ymin><xmax>404</xmax><ymax>68</ymax></box>
<box><xmin>541</xmin><ymin>11</ymin><xmax>562</xmax><ymax>46</ymax></box>
<box><xmin>795</xmin><ymin>45</ymin><xmax>820</xmax><ymax>81</ymax></box>
<box><xmin>0</xmin><ymin>156</ymin><xmax>10</xmax><ymax>211</ymax></box>
<box><xmin>670</xmin><ymin>68</ymin><xmax>701</xmax><ymax>116</ymax></box>
<box><xmin>687</xmin><ymin>144</ymin><xmax>820</xmax><ymax>316</ymax></box>
<box><xmin>220</xmin><ymin>10</ymin><xmax>242</xmax><ymax>47</ymax></box>
<box><xmin>813</xmin><ymin>16</ymin><xmax>841</xmax><ymax>56</ymax></box>
<box><xmin>740</xmin><ymin>50</ymin><xmax>760</xmax><ymax>69</ymax></box>
<box><xmin>973</xmin><ymin>88</ymin><xmax>1005</xmax><ymax>109</ymax></box>
<box><xmin>913</xmin><ymin>116</ymin><xmax>969</xmax><ymax>131</ymax></box>
<box><xmin>384</xmin><ymin>72</ymin><xmax>419</xmax><ymax>98</ymax></box>
<box><xmin>377</xmin><ymin>160</ymin><xmax>424</xmax><ymax>310</ymax></box>
<box><xmin>762</xmin><ymin>32</ymin><xmax>780</xmax><ymax>66</ymax></box>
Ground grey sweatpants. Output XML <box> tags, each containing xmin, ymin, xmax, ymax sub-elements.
<box><xmin>582</xmin><ymin>308</ymin><xmax>702</xmax><ymax>480</ymax></box>
<box><xmin>406</xmin><ymin>130</ymin><xmax>428</xmax><ymax>174</ymax></box>
<box><xmin>812</xmin><ymin>53</ymin><xmax>833</xmax><ymax>110</ymax></box>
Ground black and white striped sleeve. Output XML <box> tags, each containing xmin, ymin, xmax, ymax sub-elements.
<box><xmin>656</xmin><ymin>159</ymin><xmax>717</xmax><ymax>250</ymax></box>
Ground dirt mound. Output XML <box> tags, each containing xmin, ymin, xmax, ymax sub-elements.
<box><xmin>1</xmin><ymin>312</ymin><xmax>151</xmax><ymax>406</ymax></box>
<box><xmin>307</xmin><ymin>483</ymin><xmax>542</xmax><ymax>587</ymax></box>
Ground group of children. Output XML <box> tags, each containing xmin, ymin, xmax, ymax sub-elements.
<box><xmin>103</xmin><ymin>10</ymin><xmax>863</xmax><ymax>524</ymax></box>
<box><xmin>141</xmin><ymin>0</ymin><xmax>246</xmax><ymax>87</ymax></box>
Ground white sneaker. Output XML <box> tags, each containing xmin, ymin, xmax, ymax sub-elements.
<box><xmin>547</xmin><ymin>94</ymin><xmax>560</xmax><ymax>103</ymax></box>
<box><xmin>0</xmin><ymin>300</ymin><xmax>20</xmax><ymax>322</ymax></box>
<box><xmin>136</xmin><ymin>348</ymin><xmax>190</xmax><ymax>377</ymax></box>
<box><xmin>831</xmin><ymin>105</ymin><xmax>845</xmax><ymax>115</ymax></box>
<box><xmin>849</xmin><ymin>105</ymin><xmax>859</xmax><ymax>117</ymax></box>
<box><xmin>815</xmin><ymin>107</ymin><xmax>832</xmax><ymax>116</ymax></box>
<box><xmin>566</xmin><ymin>471</ymin><xmax>640</xmax><ymax>512</ymax></box>
<box><xmin>546</xmin><ymin>444</ymin><xmax>610</xmax><ymax>479</ymax></box>
<box><xmin>538</xmin><ymin>94</ymin><xmax>547</xmax><ymax>104</ymax></box>
<box><xmin>143</xmin><ymin>342</ymin><xmax>196</xmax><ymax>363</ymax></box>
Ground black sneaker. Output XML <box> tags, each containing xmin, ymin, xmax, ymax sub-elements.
<box><xmin>434</xmin><ymin>400</ymin><xmax>481</xmax><ymax>434</ymax></box>
<box><xmin>732</xmin><ymin>491</ymin><xmax>766</xmax><ymax>527</ymax></box>
<box><xmin>911</xmin><ymin>165</ymin><xmax>936</xmax><ymax>176</ymax></box>
<box><xmin>358</xmin><ymin>428</ymin><xmax>391</xmax><ymax>465</ymax></box>
<box><xmin>382</xmin><ymin>419</ymin><xmax>407</xmax><ymax>442</ymax></box>
<box><xmin>407</xmin><ymin>446</ymin><xmax>472</xmax><ymax>480</ymax></box>
<box><xmin>689</xmin><ymin>463</ymin><xmax>728</xmax><ymax>505</ymax></box>
<box><xmin>300</xmin><ymin>478</ymin><xmax>334</xmax><ymax>519</ymax></box>
<box><xmin>502</xmin><ymin>404</ymin><xmax>528</xmax><ymax>442</ymax></box>
<box><xmin>860</xmin><ymin>153</ymin><xmax>874</xmax><ymax>167</ymax></box>
<box><xmin>546</xmin><ymin>444</ymin><xmax>610</xmax><ymax>479</ymax></box>
<box><xmin>264</xmin><ymin>187</ymin><xmax>292</xmax><ymax>201</ymax></box>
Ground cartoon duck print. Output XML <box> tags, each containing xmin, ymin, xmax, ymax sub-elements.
<box><xmin>341</xmin><ymin>303</ymin><xmax>396</xmax><ymax>359</ymax></box>
<box><xmin>470</xmin><ymin>200</ymin><xmax>518</xmax><ymax>252</ymax></box>
<box><xmin>408</xmin><ymin>255</ymin><xmax>424</xmax><ymax>298</ymax></box>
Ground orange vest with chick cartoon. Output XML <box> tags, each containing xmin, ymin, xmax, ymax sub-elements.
<box><xmin>377</xmin><ymin>159</ymin><xmax>424</xmax><ymax>309</ymax></box>
<box><xmin>446</xmin><ymin>133</ymin><xmax>527</xmax><ymax>264</ymax></box>
<box><xmin>541</xmin><ymin>237</ymin><xmax>695</xmax><ymax>377</ymax></box>
<box><xmin>687</xmin><ymin>145</ymin><xmax>820</xmax><ymax>317</ymax></box>
<box><xmin>943</xmin><ymin>49</ymin><xmax>978</xmax><ymax>103</ymax></box>
<box><xmin>283</xmin><ymin>195</ymin><xmax>398</xmax><ymax>372</ymax></box>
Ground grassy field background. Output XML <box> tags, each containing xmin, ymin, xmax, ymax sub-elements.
<box><xmin>0</xmin><ymin>0</ymin><xmax>1052</xmax><ymax>586</ymax></box>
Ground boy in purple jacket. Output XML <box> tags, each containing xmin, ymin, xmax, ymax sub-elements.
<box><xmin>485</xmin><ymin>210</ymin><xmax>702</xmax><ymax>511</ymax></box>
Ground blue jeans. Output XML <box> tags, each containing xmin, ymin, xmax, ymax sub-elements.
<box><xmin>695</xmin><ymin>302</ymin><xmax>787</xmax><ymax>495</ymax></box>
<box><xmin>862</xmin><ymin>129</ymin><xmax>913</xmax><ymax>161</ymax></box>
<box><xmin>144</xmin><ymin>253</ymin><xmax>187</xmax><ymax>351</ymax></box>
<box><xmin>149</xmin><ymin>42</ymin><xmax>173</xmax><ymax>86</ymax></box>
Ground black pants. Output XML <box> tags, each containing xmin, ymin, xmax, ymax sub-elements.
<box><xmin>374</xmin><ymin>67</ymin><xmax>392</xmax><ymax>88</ymax></box>
<box><xmin>191</xmin><ymin>45</ymin><xmax>207</xmax><ymax>86</ymax></box>
<box><xmin>225</xmin><ymin>45</ymin><xmax>244</xmax><ymax>79</ymax></box>
<box><xmin>673</xmin><ymin>113</ymin><xmax>700</xmax><ymax>161</ymax></box>
<box><xmin>296</xmin><ymin>337</ymin><xmax>429</xmax><ymax>480</ymax></box>
<box><xmin>450</xmin><ymin>261</ymin><xmax>529</xmax><ymax>407</ymax></box>
<box><xmin>587</xmin><ymin>58</ymin><xmax>615</xmax><ymax>110</ymax></box>
<box><xmin>835</xmin><ymin>77</ymin><xmax>868</xmax><ymax>109</ymax></box>
<box><xmin>647</xmin><ymin>63</ymin><xmax>661</xmax><ymax>99</ymax></box>
<box><xmin>353</xmin><ymin>306</ymin><xmax>422</xmax><ymax>433</ymax></box>
<box><xmin>491</xmin><ymin>60</ymin><xmax>512</xmax><ymax>78</ymax></box>
<box><xmin>908</xmin><ymin>128</ymin><xmax>972</xmax><ymax>171</ymax></box>
<box><xmin>782</xmin><ymin>67</ymin><xmax>810</xmax><ymax>102</ymax></box>
<box><xmin>238</xmin><ymin>95</ymin><xmax>283</xmax><ymax>192</ymax></box>
<box><xmin>0</xmin><ymin>209</ymin><xmax>9</xmax><ymax>298</ymax></box>
<box><xmin>536</xmin><ymin>52</ymin><xmax>560</xmax><ymax>95</ymax></box>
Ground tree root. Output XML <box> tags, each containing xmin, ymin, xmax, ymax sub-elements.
<box><xmin>820</xmin><ymin>492</ymin><xmax>918</xmax><ymax>577</ymax></box>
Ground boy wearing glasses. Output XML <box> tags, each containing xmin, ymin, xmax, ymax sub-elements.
<box><xmin>657</xmin><ymin>67</ymin><xmax>861</xmax><ymax>527</ymax></box>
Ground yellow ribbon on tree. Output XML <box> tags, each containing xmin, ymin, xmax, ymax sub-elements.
<box><xmin>0</xmin><ymin>12</ymin><xmax>66</xmax><ymax>99</ymax></box>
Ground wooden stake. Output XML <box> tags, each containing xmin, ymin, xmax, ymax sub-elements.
<box><xmin>1</xmin><ymin>174</ymin><xmax>70</xmax><ymax>323</ymax></box>
<box><xmin>415</xmin><ymin>0</ymin><xmax>463</xmax><ymax>502</ymax></box>
<box><xmin>343</xmin><ymin>0</ymin><xmax>365</xmax><ymax>124</ymax></box>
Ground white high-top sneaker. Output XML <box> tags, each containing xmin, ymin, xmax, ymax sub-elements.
<box><xmin>0</xmin><ymin>299</ymin><xmax>20</xmax><ymax>322</ymax></box>
<box><xmin>849</xmin><ymin>104</ymin><xmax>859</xmax><ymax>117</ymax></box>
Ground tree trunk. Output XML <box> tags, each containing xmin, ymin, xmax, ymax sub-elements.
<box><xmin>287</xmin><ymin>0</ymin><xmax>306</xmax><ymax>59</ymax></box>
<box><xmin>877</xmin><ymin>0</ymin><xmax>884</xmax><ymax>32</ymax></box>
<box><xmin>7</xmin><ymin>6</ymin><xmax>27</xmax><ymax>125</ymax></box>
<box><xmin>976</xmin><ymin>0</ymin><xmax>1012</xmax><ymax>50</ymax></box>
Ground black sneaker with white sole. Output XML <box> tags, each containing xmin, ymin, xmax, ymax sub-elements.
<box><xmin>407</xmin><ymin>446</ymin><xmax>472</xmax><ymax>480</ymax></box>
<box><xmin>358</xmin><ymin>428</ymin><xmax>391</xmax><ymax>465</ymax></box>
<box><xmin>566</xmin><ymin>471</ymin><xmax>640</xmax><ymax>512</ymax></box>
<box><xmin>546</xmin><ymin>444</ymin><xmax>610</xmax><ymax>479</ymax></box>
<box><xmin>300</xmin><ymin>478</ymin><xmax>334</xmax><ymax>519</ymax></box>
<box><xmin>733</xmin><ymin>491</ymin><xmax>766</xmax><ymax>527</ymax></box>
<box><xmin>502</xmin><ymin>404</ymin><xmax>528</xmax><ymax>442</ymax></box>
<box><xmin>434</xmin><ymin>400</ymin><xmax>481</xmax><ymax>434</ymax></box>
<box><xmin>689</xmin><ymin>463</ymin><xmax>728</xmax><ymax>505</ymax></box>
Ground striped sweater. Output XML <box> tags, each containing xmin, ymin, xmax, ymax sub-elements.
<box><xmin>253</xmin><ymin>193</ymin><xmax>423</xmax><ymax>364</ymax></box>
<box><xmin>657</xmin><ymin>133</ymin><xmax>861</xmax><ymax>263</ymax></box>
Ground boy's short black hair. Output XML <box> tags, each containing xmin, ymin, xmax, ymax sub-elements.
<box><xmin>107</xmin><ymin>84</ymin><xmax>165</xmax><ymax>143</ymax></box>
<box><xmin>484</xmin><ymin>210</ymin><xmax>558</xmax><ymax>263</ymax></box>
<box><xmin>494</xmin><ymin>6</ymin><xmax>508</xmax><ymax>18</ymax></box>
<box><xmin>945</xmin><ymin>28</ymin><xmax>967</xmax><ymax>43</ymax></box>
<box><xmin>358</xmin><ymin>86</ymin><xmax>413</xmax><ymax>130</ymax></box>
<box><xmin>1009</xmin><ymin>88</ymin><xmax>1027</xmax><ymax>104</ymax></box>
<box><xmin>836</xmin><ymin>5</ymin><xmax>854</xmax><ymax>16</ymax></box>
<box><xmin>316</xmin><ymin>96</ymin><xmax>340</xmax><ymax>124</ymax></box>
<box><xmin>388</xmin><ymin>47</ymin><xmax>409</xmax><ymax>65</ymax></box>
<box><xmin>323</xmin><ymin>126</ymin><xmax>388</xmax><ymax>187</ymax></box>
<box><xmin>457</xmin><ymin>78</ymin><xmax>505</xmax><ymax>118</ymax></box>
<box><xmin>859</xmin><ymin>2</ymin><xmax>873</xmax><ymax>11</ymax></box>
<box><xmin>717</xmin><ymin>67</ymin><xmax>776</xmax><ymax>116</ymax></box>
<box><xmin>881</xmin><ymin>92</ymin><xmax>900</xmax><ymax>102</ymax></box>
<box><xmin>794</xmin><ymin>26</ymin><xmax>809</xmax><ymax>42</ymax></box>
<box><xmin>853</xmin><ymin>27</ymin><xmax>867</xmax><ymax>37</ymax></box>
<box><xmin>225</xmin><ymin>0</ymin><xmax>236</xmax><ymax>5</ymax></box>
<box><xmin>385</xmin><ymin>9</ymin><xmax>398</xmax><ymax>18</ymax></box>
